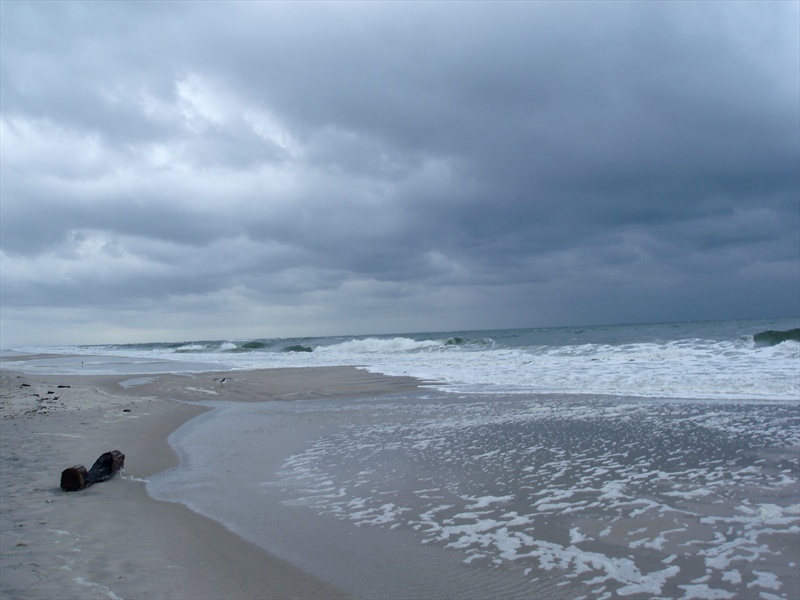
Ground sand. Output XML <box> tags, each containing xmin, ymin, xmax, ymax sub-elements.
<box><xmin>0</xmin><ymin>364</ymin><xmax>421</xmax><ymax>600</ymax></box>
<box><xmin>4</xmin><ymin>360</ymin><xmax>798</xmax><ymax>599</ymax></box>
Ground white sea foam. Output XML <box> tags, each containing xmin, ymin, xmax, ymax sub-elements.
<box><xmin>10</xmin><ymin>320</ymin><xmax>799</xmax><ymax>400</ymax></box>
<box><xmin>316</xmin><ymin>337</ymin><xmax>444</xmax><ymax>354</ymax></box>
<box><xmin>678</xmin><ymin>584</ymin><xmax>736</xmax><ymax>599</ymax></box>
<box><xmin>238</xmin><ymin>394</ymin><xmax>798</xmax><ymax>598</ymax></box>
<box><xmin>73</xmin><ymin>577</ymin><xmax>124</xmax><ymax>600</ymax></box>
<box><xmin>174</xmin><ymin>343</ymin><xmax>207</xmax><ymax>351</ymax></box>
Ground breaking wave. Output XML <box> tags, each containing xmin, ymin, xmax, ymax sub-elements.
<box><xmin>7</xmin><ymin>319</ymin><xmax>799</xmax><ymax>401</ymax></box>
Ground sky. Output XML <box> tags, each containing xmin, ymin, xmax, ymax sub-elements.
<box><xmin>1</xmin><ymin>1</ymin><xmax>798</xmax><ymax>347</ymax></box>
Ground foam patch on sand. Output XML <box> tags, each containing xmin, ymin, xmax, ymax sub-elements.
<box><xmin>275</xmin><ymin>396</ymin><xmax>800</xmax><ymax>599</ymax></box>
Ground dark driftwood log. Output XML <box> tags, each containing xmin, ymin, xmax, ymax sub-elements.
<box><xmin>60</xmin><ymin>450</ymin><xmax>125</xmax><ymax>492</ymax></box>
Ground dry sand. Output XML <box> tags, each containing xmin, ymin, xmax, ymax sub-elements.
<box><xmin>0</xmin><ymin>365</ymin><xmax>422</xmax><ymax>600</ymax></box>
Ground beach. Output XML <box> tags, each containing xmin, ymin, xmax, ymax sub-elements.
<box><xmin>2</xmin><ymin>321</ymin><xmax>798</xmax><ymax>600</ymax></box>
<box><xmin>0</xmin><ymin>364</ymin><xmax>421</xmax><ymax>600</ymax></box>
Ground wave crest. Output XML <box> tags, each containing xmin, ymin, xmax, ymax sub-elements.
<box><xmin>319</xmin><ymin>337</ymin><xmax>443</xmax><ymax>354</ymax></box>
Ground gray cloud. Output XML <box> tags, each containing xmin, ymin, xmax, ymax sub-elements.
<box><xmin>1</xmin><ymin>0</ymin><xmax>797</xmax><ymax>345</ymax></box>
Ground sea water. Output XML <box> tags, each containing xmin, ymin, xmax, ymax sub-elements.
<box><xmin>6</xmin><ymin>318</ymin><xmax>800</xmax><ymax>401</ymax></box>
<box><xmin>6</xmin><ymin>318</ymin><xmax>800</xmax><ymax>598</ymax></box>
<box><xmin>147</xmin><ymin>392</ymin><xmax>799</xmax><ymax>599</ymax></box>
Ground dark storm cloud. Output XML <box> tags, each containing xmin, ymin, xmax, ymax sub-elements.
<box><xmin>1</xmin><ymin>0</ymin><xmax>797</xmax><ymax>345</ymax></box>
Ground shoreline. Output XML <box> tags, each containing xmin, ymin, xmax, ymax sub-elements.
<box><xmin>3</xmin><ymin>361</ymin><xmax>799</xmax><ymax>598</ymax></box>
<box><xmin>1</xmin><ymin>365</ymin><xmax>422</xmax><ymax>600</ymax></box>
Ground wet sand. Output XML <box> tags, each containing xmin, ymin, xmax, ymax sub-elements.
<box><xmin>0</xmin><ymin>365</ymin><xmax>421</xmax><ymax>600</ymax></box>
<box><xmin>3</xmin><ymin>361</ymin><xmax>798</xmax><ymax>599</ymax></box>
<box><xmin>158</xmin><ymin>390</ymin><xmax>798</xmax><ymax>599</ymax></box>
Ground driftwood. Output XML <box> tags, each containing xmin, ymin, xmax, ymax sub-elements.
<box><xmin>60</xmin><ymin>450</ymin><xmax>125</xmax><ymax>492</ymax></box>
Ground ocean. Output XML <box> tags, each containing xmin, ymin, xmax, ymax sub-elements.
<box><xmin>5</xmin><ymin>318</ymin><xmax>800</xmax><ymax>401</ymax></box>
<box><xmin>5</xmin><ymin>318</ymin><xmax>800</xmax><ymax>598</ymax></box>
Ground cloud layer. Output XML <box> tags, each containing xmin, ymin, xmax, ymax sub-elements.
<box><xmin>1</xmin><ymin>1</ymin><xmax>798</xmax><ymax>345</ymax></box>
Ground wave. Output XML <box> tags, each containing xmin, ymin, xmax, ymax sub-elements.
<box><xmin>241</xmin><ymin>340</ymin><xmax>267</xmax><ymax>349</ymax></box>
<box><xmin>9</xmin><ymin>320</ymin><xmax>798</xmax><ymax>400</ymax></box>
<box><xmin>143</xmin><ymin>339</ymin><xmax>275</xmax><ymax>353</ymax></box>
<box><xmin>172</xmin><ymin>341</ymin><xmax>241</xmax><ymax>353</ymax></box>
<box><xmin>282</xmin><ymin>345</ymin><xmax>314</xmax><ymax>353</ymax></box>
<box><xmin>315</xmin><ymin>335</ymin><xmax>497</xmax><ymax>355</ymax></box>
<box><xmin>753</xmin><ymin>329</ymin><xmax>800</xmax><ymax>346</ymax></box>
<box><xmin>173</xmin><ymin>343</ymin><xmax>211</xmax><ymax>353</ymax></box>
<box><xmin>317</xmin><ymin>337</ymin><xmax>443</xmax><ymax>354</ymax></box>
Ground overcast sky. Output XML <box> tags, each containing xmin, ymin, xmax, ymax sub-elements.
<box><xmin>1</xmin><ymin>1</ymin><xmax>798</xmax><ymax>346</ymax></box>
